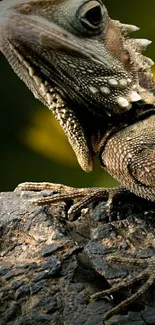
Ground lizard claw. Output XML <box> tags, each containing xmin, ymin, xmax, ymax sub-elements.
<box><xmin>91</xmin><ymin>255</ymin><xmax>155</xmax><ymax>322</ymax></box>
<box><xmin>15</xmin><ymin>182</ymin><xmax>129</xmax><ymax>221</ymax></box>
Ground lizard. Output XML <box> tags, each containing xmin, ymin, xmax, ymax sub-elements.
<box><xmin>0</xmin><ymin>0</ymin><xmax>155</xmax><ymax>322</ymax></box>
<box><xmin>0</xmin><ymin>0</ymin><xmax>155</xmax><ymax>218</ymax></box>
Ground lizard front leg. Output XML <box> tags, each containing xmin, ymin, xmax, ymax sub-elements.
<box><xmin>16</xmin><ymin>113</ymin><xmax>155</xmax><ymax>220</ymax></box>
<box><xmin>16</xmin><ymin>182</ymin><xmax>125</xmax><ymax>221</ymax></box>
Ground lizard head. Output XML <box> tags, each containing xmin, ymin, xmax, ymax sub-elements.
<box><xmin>0</xmin><ymin>0</ymin><xmax>155</xmax><ymax>171</ymax></box>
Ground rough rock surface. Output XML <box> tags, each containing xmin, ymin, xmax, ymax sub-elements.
<box><xmin>1</xmin><ymin>189</ymin><xmax>155</xmax><ymax>325</ymax></box>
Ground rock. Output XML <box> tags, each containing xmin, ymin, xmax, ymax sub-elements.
<box><xmin>1</xmin><ymin>190</ymin><xmax>155</xmax><ymax>325</ymax></box>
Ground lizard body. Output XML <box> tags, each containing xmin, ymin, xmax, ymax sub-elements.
<box><xmin>0</xmin><ymin>0</ymin><xmax>155</xmax><ymax>321</ymax></box>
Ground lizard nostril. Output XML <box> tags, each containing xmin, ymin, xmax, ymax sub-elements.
<box><xmin>14</xmin><ymin>3</ymin><xmax>31</xmax><ymax>14</ymax></box>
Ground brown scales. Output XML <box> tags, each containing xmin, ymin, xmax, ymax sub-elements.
<box><xmin>0</xmin><ymin>0</ymin><xmax>155</xmax><ymax>322</ymax></box>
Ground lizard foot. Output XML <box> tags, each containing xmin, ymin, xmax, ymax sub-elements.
<box><xmin>16</xmin><ymin>182</ymin><xmax>128</xmax><ymax>221</ymax></box>
<box><xmin>91</xmin><ymin>255</ymin><xmax>155</xmax><ymax>323</ymax></box>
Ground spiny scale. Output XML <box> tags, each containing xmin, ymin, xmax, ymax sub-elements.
<box><xmin>135</xmin><ymin>38</ymin><xmax>152</xmax><ymax>51</ymax></box>
<box><xmin>120</xmin><ymin>23</ymin><xmax>140</xmax><ymax>35</ymax></box>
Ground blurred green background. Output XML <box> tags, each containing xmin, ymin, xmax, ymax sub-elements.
<box><xmin>0</xmin><ymin>0</ymin><xmax>155</xmax><ymax>191</ymax></box>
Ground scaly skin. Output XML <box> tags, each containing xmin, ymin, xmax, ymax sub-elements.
<box><xmin>0</xmin><ymin>0</ymin><xmax>155</xmax><ymax>322</ymax></box>
<box><xmin>0</xmin><ymin>0</ymin><xmax>155</xmax><ymax>171</ymax></box>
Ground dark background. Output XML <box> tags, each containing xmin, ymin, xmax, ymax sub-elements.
<box><xmin>0</xmin><ymin>0</ymin><xmax>155</xmax><ymax>191</ymax></box>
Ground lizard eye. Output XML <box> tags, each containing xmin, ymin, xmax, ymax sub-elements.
<box><xmin>79</xmin><ymin>1</ymin><xmax>104</xmax><ymax>32</ymax></box>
